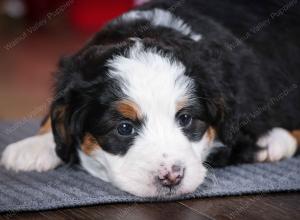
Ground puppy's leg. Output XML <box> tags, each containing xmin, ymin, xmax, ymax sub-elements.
<box><xmin>256</xmin><ymin>128</ymin><xmax>298</xmax><ymax>162</ymax></box>
<box><xmin>1</xmin><ymin>117</ymin><xmax>62</xmax><ymax>172</ymax></box>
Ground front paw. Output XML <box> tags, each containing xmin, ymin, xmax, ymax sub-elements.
<box><xmin>1</xmin><ymin>133</ymin><xmax>61</xmax><ymax>172</ymax></box>
<box><xmin>256</xmin><ymin>128</ymin><xmax>297</xmax><ymax>162</ymax></box>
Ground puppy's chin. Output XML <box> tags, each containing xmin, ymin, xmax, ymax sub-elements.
<box><xmin>108</xmin><ymin>164</ymin><xmax>207</xmax><ymax>198</ymax></box>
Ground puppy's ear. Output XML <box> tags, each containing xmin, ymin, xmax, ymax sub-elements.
<box><xmin>208</xmin><ymin>96</ymin><xmax>242</xmax><ymax>146</ymax></box>
<box><xmin>206</xmin><ymin>97</ymin><xmax>226</xmax><ymax>125</ymax></box>
<box><xmin>206</xmin><ymin>95</ymin><xmax>238</xmax><ymax>145</ymax></box>
<box><xmin>51</xmin><ymin>95</ymin><xmax>89</xmax><ymax>164</ymax></box>
<box><xmin>51</xmin><ymin>102</ymin><xmax>77</xmax><ymax>163</ymax></box>
<box><xmin>50</xmin><ymin>56</ymin><xmax>88</xmax><ymax>163</ymax></box>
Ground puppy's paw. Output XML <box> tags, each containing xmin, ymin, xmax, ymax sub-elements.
<box><xmin>256</xmin><ymin>128</ymin><xmax>297</xmax><ymax>162</ymax></box>
<box><xmin>1</xmin><ymin>133</ymin><xmax>62</xmax><ymax>172</ymax></box>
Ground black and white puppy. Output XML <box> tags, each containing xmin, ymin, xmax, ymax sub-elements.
<box><xmin>1</xmin><ymin>0</ymin><xmax>300</xmax><ymax>197</ymax></box>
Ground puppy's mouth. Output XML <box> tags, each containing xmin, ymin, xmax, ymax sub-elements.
<box><xmin>154</xmin><ymin>178</ymin><xmax>182</xmax><ymax>197</ymax></box>
<box><xmin>134</xmin><ymin>175</ymin><xmax>200</xmax><ymax>198</ymax></box>
<box><xmin>155</xmin><ymin>185</ymin><xmax>186</xmax><ymax>198</ymax></box>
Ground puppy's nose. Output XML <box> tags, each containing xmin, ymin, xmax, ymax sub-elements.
<box><xmin>158</xmin><ymin>165</ymin><xmax>185</xmax><ymax>187</ymax></box>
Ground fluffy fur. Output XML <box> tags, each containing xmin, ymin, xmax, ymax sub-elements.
<box><xmin>1</xmin><ymin>133</ymin><xmax>61</xmax><ymax>172</ymax></box>
<box><xmin>1</xmin><ymin>0</ymin><xmax>299</xmax><ymax>197</ymax></box>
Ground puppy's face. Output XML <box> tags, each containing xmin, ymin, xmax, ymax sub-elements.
<box><xmin>53</xmin><ymin>40</ymin><xmax>219</xmax><ymax>197</ymax></box>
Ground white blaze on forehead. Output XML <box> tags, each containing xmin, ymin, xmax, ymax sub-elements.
<box><xmin>107</xmin><ymin>42</ymin><xmax>194</xmax><ymax>120</ymax></box>
<box><xmin>119</xmin><ymin>8</ymin><xmax>202</xmax><ymax>42</ymax></box>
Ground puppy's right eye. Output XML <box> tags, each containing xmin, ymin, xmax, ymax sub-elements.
<box><xmin>117</xmin><ymin>122</ymin><xmax>135</xmax><ymax>136</ymax></box>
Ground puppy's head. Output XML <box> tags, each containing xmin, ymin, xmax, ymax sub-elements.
<box><xmin>51</xmin><ymin>39</ymin><xmax>223</xmax><ymax>197</ymax></box>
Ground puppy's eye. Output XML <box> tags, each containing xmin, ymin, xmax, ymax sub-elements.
<box><xmin>117</xmin><ymin>122</ymin><xmax>135</xmax><ymax>136</ymax></box>
<box><xmin>177</xmin><ymin>114</ymin><xmax>192</xmax><ymax>127</ymax></box>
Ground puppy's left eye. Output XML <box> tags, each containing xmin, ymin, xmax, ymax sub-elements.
<box><xmin>177</xmin><ymin>113</ymin><xmax>192</xmax><ymax>127</ymax></box>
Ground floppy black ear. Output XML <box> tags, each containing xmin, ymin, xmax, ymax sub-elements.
<box><xmin>50</xmin><ymin>55</ymin><xmax>89</xmax><ymax>164</ymax></box>
<box><xmin>50</xmin><ymin>101</ymin><xmax>73</xmax><ymax>163</ymax></box>
<box><xmin>51</xmin><ymin>93</ymin><xmax>90</xmax><ymax>164</ymax></box>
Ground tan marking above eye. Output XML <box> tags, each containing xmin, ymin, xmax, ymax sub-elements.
<box><xmin>116</xmin><ymin>100</ymin><xmax>141</xmax><ymax>120</ymax></box>
<box><xmin>176</xmin><ymin>98</ymin><xmax>188</xmax><ymax>112</ymax></box>
<box><xmin>81</xmin><ymin>133</ymin><xmax>100</xmax><ymax>155</ymax></box>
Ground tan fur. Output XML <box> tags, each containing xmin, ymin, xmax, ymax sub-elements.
<box><xmin>291</xmin><ymin>130</ymin><xmax>300</xmax><ymax>146</ymax></box>
<box><xmin>52</xmin><ymin>105</ymin><xmax>71</xmax><ymax>145</ymax></box>
<box><xmin>38</xmin><ymin>116</ymin><xmax>52</xmax><ymax>134</ymax></box>
<box><xmin>116</xmin><ymin>100</ymin><xmax>141</xmax><ymax>120</ymax></box>
<box><xmin>207</xmin><ymin>127</ymin><xmax>216</xmax><ymax>142</ymax></box>
<box><xmin>176</xmin><ymin>98</ymin><xmax>187</xmax><ymax>112</ymax></box>
<box><xmin>81</xmin><ymin>133</ymin><xmax>100</xmax><ymax>155</ymax></box>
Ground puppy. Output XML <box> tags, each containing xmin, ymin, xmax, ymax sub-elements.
<box><xmin>1</xmin><ymin>0</ymin><xmax>300</xmax><ymax>197</ymax></box>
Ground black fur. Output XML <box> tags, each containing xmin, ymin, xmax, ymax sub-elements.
<box><xmin>51</xmin><ymin>0</ymin><xmax>300</xmax><ymax>166</ymax></box>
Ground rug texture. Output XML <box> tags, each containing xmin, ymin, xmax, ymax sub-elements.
<box><xmin>0</xmin><ymin>120</ymin><xmax>299</xmax><ymax>213</ymax></box>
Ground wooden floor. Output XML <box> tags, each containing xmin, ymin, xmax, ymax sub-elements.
<box><xmin>0</xmin><ymin>192</ymin><xmax>299</xmax><ymax>220</ymax></box>
<box><xmin>0</xmin><ymin>14</ymin><xmax>299</xmax><ymax>220</ymax></box>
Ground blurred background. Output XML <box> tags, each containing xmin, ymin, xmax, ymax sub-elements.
<box><xmin>0</xmin><ymin>0</ymin><xmax>148</xmax><ymax>120</ymax></box>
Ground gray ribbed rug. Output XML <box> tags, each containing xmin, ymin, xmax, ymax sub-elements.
<box><xmin>0</xmin><ymin>121</ymin><xmax>299</xmax><ymax>213</ymax></box>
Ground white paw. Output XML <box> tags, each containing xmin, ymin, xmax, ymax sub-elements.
<box><xmin>1</xmin><ymin>133</ymin><xmax>62</xmax><ymax>172</ymax></box>
<box><xmin>256</xmin><ymin>128</ymin><xmax>297</xmax><ymax>162</ymax></box>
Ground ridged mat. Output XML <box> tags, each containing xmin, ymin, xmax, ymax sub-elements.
<box><xmin>0</xmin><ymin>121</ymin><xmax>299</xmax><ymax>213</ymax></box>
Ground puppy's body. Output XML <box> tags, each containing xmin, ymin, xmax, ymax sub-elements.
<box><xmin>1</xmin><ymin>0</ymin><xmax>300</xmax><ymax>197</ymax></box>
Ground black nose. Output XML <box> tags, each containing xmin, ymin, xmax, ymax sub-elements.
<box><xmin>158</xmin><ymin>165</ymin><xmax>185</xmax><ymax>187</ymax></box>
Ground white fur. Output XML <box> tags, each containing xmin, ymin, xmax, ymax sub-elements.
<box><xmin>79</xmin><ymin>42</ymin><xmax>214</xmax><ymax>197</ymax></box>
<box><xmin>256</xmin><ymin>127</ymin><xmax>297</xmax><ymax>162</ymax></box>
<box><xmin>120</xmin><ymin>8</ymin><xmax>202</xmax><ymax>41</ymax></box>
<box><xmin>1</xmin><ymin>132</ymin><xmax>62</xmax><ymax>172</ymax></box>
<box><xmin>78</xmin><ymin>150</ymin><xmax>110</xmax><ymax>182</ymax></box>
